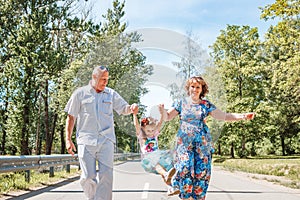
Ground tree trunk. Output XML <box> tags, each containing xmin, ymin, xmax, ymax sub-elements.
<box><xmin>60</xmin><ymin>124</ymin><xmax>65</xmax><ymax>154</ymax></box>
<box><xmin>44</xmin><ymin>80</ymin><xmax>51</xmax><ymax>155</ymax></box>
<box><xmin>21</xmin><ymin>67</ymin><xmax>33</xmax><ymax>155</ymax></box>
<box><xmin>21</xmin><ymin>101</ymin><xmax>30</xmax><ymax>155</ymax></box>
<box><xmin>230</xmin><ymin>142</ymin><xmax>235</xmax><ymax>158</ymax></box>
<box><xmin>241</xmin><ymin>134</ymin><xmax>246</xmax><ymax>158</ymax></box>
<box><xmin>35</xmin><ymin>95</ymin><xmax>42</xmax><ymax>155</ymax></box>
<box><xmin>49</xmin><ymin>112</ymin><xmax>58</xmax><ymax>153</ymax></box>
<box><xmin>218</xmin><ymin>143</ymin><xmax>221</xmax><ymax>155</ymax></box>
<box><xmin>280</xmin><ymin>134</ymin><xmax>286</xmax><ymax>156</ymax></box>
<box><xmin>1</xmin><ymin>101</ymin><xmax>8</xmax><ymax>155</ymax></box>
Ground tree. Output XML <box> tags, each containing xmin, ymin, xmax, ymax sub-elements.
<box><xmin>68</xmin><ymin>0</ymin><xmax>152</xmax><ymax>153</ymax></box>
<box><xmin>260</xmin><ymin>0</ymin><xmax>300</xmax><ymax>155</ymax></box>
<box><xmin>210</xmin><ymin>25</ymin><xmax>263</xmax><ymax>157</ymax></box>
<box><xmin>0</xmin><ymin>0</ymin><xmax>96</xmax><ymax>155</ymax></box>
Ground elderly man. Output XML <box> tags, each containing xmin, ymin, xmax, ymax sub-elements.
<box><xmin>65</xmin><ymin>65</ymin><xmax>138</xmax><ymax>200</ymax></box>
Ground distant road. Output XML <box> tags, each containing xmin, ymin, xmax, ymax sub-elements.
<box><xmin>3</xmin><ymin>160</ymin><xmax>300</xmax><ymax>200</ymax></box>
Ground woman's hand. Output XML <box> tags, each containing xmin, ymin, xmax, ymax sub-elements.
<box><xmin>158</xmin><ymin>103</ymin><xmax>165</xmax><ymax>114</ymax></box>
<box><xmin>243</xmin><ymin>112</ymin><xmax>255</xmax><ymax>120</ymax></box>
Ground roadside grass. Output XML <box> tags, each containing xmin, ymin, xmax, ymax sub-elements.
<box><xmin>213</xmin><ymin>155</ymin><xmax>300</xmax><ymax>189</ymax></box>
<box><xmin>0</xmin><ymin>167</ymin><xmax>80</xmax><ymax>196</ymax></box>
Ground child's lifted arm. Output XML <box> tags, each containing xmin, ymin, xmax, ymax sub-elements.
<box><xmin>132</xmin><ymin>110</ymin><xmax>140</xmax><ymax>136</ymax></box>
<box><xmin>156</xmin><ymin>104</ymin><xmax>165</xmax><ymax>131</ymax></box>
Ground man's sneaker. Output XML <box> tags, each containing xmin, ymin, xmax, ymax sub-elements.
<box><xmin>167</xmin><ymin>185</ymin><xmax>180</xmax><ymax>196</ymax></box>
<box><xmin>162</xmin><ymin>167</ymin><xmax>176</xmax><ymax>185</ymax></box>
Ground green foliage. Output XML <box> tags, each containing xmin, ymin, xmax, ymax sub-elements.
<box><xmin>72</xmin><ymin>0</ymin><xmax>151</xmax><ymax>152</ymax></box>
<box><xmin>261</xmin><ymin>5</ymin><xmax>300</xmax><ymax>155</ymax></box>
<box><xmin>260</xmin><ymin>0</ymin><xmax>300</xmax><ymax>20</ymax></box>
<box><xmin>210</xmin><ymin>25</ymin><xmax>263</xmax><ymax>157</ymax></box>
<box><xmin>159</xmin><ymin>118</ymin><xmax>180</xmax><ymax>151</ymax></box>
<box><xmin>0</xmin><ymin>0</ymin><xmax>97</xmax><ymax>155</ymax></box>
<box><xmin>0</xmin><ymin>0</ymin><xmax>150</xmax><ymax>155</ymax></box>
<box><xmin>1</xmin><ymin>0</ymin><xmax>299</xmax><ymax>157</ymax></box>
<box><xmin>210</xmin><ymin>0</ymin><xmax>300</xmax><ymax>156</ymax></box>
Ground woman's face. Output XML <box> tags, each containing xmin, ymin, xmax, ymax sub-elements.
<box><xmin>189</xmin><ymin>80</ymin><xmax>202</xmax><ymax>99</ymax></box>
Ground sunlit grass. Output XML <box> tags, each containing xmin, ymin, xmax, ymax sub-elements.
<box><xmin>213</xmin><ymin>155</ymin><xmax>300</xmax><ymax>189</ymax></box>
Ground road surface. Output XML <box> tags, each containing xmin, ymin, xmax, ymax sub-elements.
<box><xmin>2</xmin><ymin>160</ymin><xmax>300</xmax><ymax>200</ymax></box>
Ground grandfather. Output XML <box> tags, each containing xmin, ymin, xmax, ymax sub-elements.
<box><xmin>65</xmin><ymin>65</ymin><xmax>138</xmax><ymax>200</ymax></box>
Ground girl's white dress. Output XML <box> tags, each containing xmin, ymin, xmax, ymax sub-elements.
<box><xmin>139</xmin><ymin>131</ymin><xmax>174</xmax><ymax>174</ymax></box>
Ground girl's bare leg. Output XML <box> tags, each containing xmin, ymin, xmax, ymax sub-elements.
<box><xmin>155</xmin><ymin>164</ymin><xmax>167</xmax><ymax>175</ymax></box>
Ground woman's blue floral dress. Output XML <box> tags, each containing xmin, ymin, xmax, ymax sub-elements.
<box><xmin>172</xmin><ymin>98</ymin><xmax>216</xmax><ymax>200</ymax></box>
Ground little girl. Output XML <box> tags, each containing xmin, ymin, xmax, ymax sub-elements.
<box><xmin>133</xmin><ymin>104</ymin><xmax>179</xmax><ymax>196</ymax></box>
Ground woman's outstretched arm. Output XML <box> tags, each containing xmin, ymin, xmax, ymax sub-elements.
<box><xmin>210</xmin><ymin>108</ymin><xmax>255</xmax><ymax>122</ymax></box>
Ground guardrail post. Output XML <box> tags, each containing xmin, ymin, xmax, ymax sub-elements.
<box><xmin>25</xmin><ymin>170</ymin><xmax>30</xmax><ymax>183</ymax></box>
<box><xmin>49</xmin><ymin>166</ymin><xmax>54</xmax><ymax>177</ymax></box>
<box><xmin>66</xmin><ymin>164</ymin><xmax>70</xmax><ymax>173</ymax></box>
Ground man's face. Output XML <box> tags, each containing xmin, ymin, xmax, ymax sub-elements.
<box><xmin>93</xmin><ymin>71</ymin><xmax>109</xmax><ymax>92</ymax></box>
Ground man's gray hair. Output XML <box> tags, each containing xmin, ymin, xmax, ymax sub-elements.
<box><xmin>92</xmin><ymin>65</ymin><xmax>108</xmax><ymax>77</ymax></box>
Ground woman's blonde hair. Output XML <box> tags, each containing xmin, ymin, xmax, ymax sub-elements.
<box><xmin>185</xmin><ymin>76</ymin><xmax>209</xmax><ymax>99</ymax></box>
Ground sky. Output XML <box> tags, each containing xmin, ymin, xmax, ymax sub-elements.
<box><xmin>82</xmin><ymin>0</ymin><xmax>277</xmax><ymax>117</ymax></box>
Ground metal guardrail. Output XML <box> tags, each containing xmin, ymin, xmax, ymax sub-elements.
<box><xmin>0</xmin><ymin>154</ymin><xmax>79</xmax><ymax>174</ymax></box>
<box><xmin>0</xmin><ymin>153</ymin><xmax>140</xmax><ymax>182</ymax></box>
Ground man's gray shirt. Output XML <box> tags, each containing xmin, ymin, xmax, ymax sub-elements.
<box><xmin>65</xmin><ymin>84</ymin><xmax>130</xmax><ymax>145</ymax></box>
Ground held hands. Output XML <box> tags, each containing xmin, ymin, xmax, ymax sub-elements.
<box><xmin>158</xmin><ymin>103</ymin><xmax>165</xmax><ymax>114</ymax></box>
<box><xmin>158</xmin><ymin>103</ymin><xmax>167</xmax><ymax>121</ymax></box>
<box><xmin>130</xmin><ymin>103</ymin><xmax>139</xmax><ymax>115</ymax></box>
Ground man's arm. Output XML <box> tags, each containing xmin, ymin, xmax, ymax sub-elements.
<box><xmin>66</xmin><ymin>114</ymin><xmax>76</xmax><ymax>156</ymax></box>
<box><xmin>123</xmin><ymin>103</ymin><xmax>138</xmax><ymax>115</ymax></box>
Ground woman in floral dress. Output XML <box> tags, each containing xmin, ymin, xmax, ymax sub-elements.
<box><xmin>162</xmin><ymin>76</ymin><xmax>255</xmax><ymax>200</ymax></box>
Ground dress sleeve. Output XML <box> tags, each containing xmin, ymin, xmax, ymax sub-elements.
<box><xmin>205</xmin><ymin>100</ymin><xmax>217</xmax><ymax>113</ymax></box>
<box><xmin>172</xmin><ymin>99</ymin><xmax>182</xmax><ymax>114</ymax></box>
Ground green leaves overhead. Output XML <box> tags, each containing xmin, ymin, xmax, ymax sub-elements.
<box><xmin>209</xmin><ymin>0</ymin><xmax>300</xmax><ymax>156</ymax></box>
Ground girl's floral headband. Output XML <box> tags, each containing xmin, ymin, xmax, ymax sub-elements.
<box><xmin>141</xmin><ymin>117</ymin><xmax>149</xmax><ymax>127</ymax></box>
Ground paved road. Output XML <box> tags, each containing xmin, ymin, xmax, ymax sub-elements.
<box><xmin>2</xmin><ymin>160</ymin><xmax>300</xmax><ymax>200</ymax></box>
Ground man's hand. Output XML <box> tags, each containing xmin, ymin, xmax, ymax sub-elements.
<box><xmin>66</xmin><ymin>139</ymin><xmax>76</xmax><ymax>156</ymax></box>
<box><xmin>130</xmin><ymin>103</ymin><xmax>139</xmax><ymax>115</ymax></box>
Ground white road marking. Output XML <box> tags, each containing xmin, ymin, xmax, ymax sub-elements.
<box><xmin>141</xmin><ymin>182</ymin><xmax>150</xmax><ymax>199</ymax></box>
